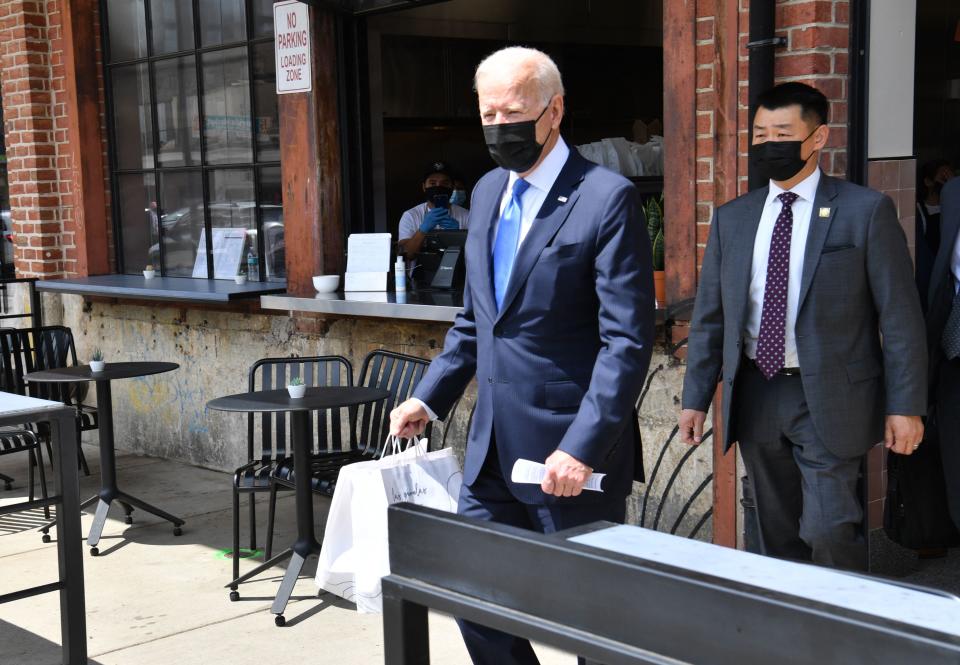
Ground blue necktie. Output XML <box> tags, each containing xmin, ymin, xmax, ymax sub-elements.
<box><xmin>492</xmin><ymin>178</ymin><xmax>530</xmax><ymax>310</ymax></box>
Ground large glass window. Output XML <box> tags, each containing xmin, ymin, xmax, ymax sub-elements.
<box><xmin>104</xmin><ymin>0</ymin><xmax>283</xmax><ymax>281</ymax></box>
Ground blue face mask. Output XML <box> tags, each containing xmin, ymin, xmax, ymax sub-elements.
<box><xmin>449</xmin><ymin>189</ymin><xmax>466</xmax><ymax>207</ymax></box>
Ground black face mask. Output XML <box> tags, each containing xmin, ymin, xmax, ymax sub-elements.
<box><xmin>424</xmin><ymin>185</ymin><xmax>452</xmax><ymax>208</ymax></box>
<box><xmin>482</xmin><ymin>104</ymin><xmax>552</xmax><ymax>173</ymax></box>
<box><xmin>749</xmin><ymin>126</ymin><xmax>821</xmax><ymax>182</ymax></box>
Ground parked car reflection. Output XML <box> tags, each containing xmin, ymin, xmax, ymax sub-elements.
<box><xmin>146</xmin><ymin>203</ymin><xmax>284</xmax><ymax>280</ymax></box>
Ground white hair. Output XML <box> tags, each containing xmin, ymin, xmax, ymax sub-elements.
<box><xmin>474</xmin><ymin>46</ymin><xmax>565</xmax><ymax>107</ymax></box>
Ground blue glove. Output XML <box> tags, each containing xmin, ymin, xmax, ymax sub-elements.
<box><xmin>420</xmin><ymin>207</ymin><xmax>449</xmax><ymax>233</ymax></box>
<box><xmin>436</xmin><ymin>215</ymin><xmax>460</xmax><ymax>230</ymax></box>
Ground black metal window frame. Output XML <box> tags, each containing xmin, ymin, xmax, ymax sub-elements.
<box><xmin>99</xmin><ymin>0</ymin><xmax>281</xmax><ymax>280</ymax></box>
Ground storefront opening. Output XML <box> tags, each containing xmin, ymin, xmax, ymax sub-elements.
<box><xmin>343</xmin><ymin>0</ymin><xmax>664</xmax><ymax>240</ymax></box>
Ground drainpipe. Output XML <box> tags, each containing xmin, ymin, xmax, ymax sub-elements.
<box><xmin>742</xmin><ymin>2</ymin><xmax>786</xmax><ymax>551</ymax></box>
<box><xmin>746</xmin><ymin>0</ymin><xmax>787</xmax><ymax>190</ymax></box>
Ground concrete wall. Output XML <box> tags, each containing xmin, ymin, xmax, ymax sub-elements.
<box><xmin>15</xmin><ymin>292</ymin><xmax>712</xmax><ymax>541</ymax></box>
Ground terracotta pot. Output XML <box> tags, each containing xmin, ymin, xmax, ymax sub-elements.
<box><xmin>653</xmin><ymin>270</ymin><xmax>666</xmax><ymax>307</ymax></box>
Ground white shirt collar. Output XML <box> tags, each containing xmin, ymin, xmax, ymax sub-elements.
<box><xmin>507</xmin><ymin>136</ymin><xmax>570</xmax><ymax>194</ymax></box>
<box><xmin>766</xmin><ymin>167</ymin><xmax>821</xmax><ymax>207</ymax></box>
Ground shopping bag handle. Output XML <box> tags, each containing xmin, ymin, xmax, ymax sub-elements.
<box><xmin>378</xmin><ymin>434</ymin><xmax>425</xmax><ymax>460</ymax></box>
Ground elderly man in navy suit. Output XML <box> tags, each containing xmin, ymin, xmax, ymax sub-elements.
<box><xmin>390</xmin><ymin>46</ymin><xmax>655</xmax><ymax>665</ymax></box>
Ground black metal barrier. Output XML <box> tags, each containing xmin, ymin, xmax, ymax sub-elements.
<box><xmin>0</xmin><ymin>403</ymin><xmax>86</xmax><ymax>664</ymax></box>
<box><xmin>382</xmin><ymin>504</ymin><xmax>960</xmax><ymax>665</ymax></box>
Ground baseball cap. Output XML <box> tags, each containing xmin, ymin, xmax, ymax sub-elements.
<box><xmin>423</xmin><ymin>161</ymin><xmax>454</xmax><ymax>182</ymax></box>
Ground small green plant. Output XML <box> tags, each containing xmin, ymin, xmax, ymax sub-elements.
<box><xmin>145</xmin><ymin>264</ymin><xmax>154</xmax><ymax>271</ymax></box>
<box><xmin>91</xmin><ymin>348</ymin><xmax>103</xmax><ymax>362</ymax></box>
<box><xmin>288</xmin><ymin>376</ymin><xmax>304</xmax><ymax>386</ymax></box>
<box><xmin>644</xmin><ymin>194</ymin><xmax>665</xmax><ymax>271</ymax></box>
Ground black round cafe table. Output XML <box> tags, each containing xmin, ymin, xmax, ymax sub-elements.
<box><xmin>25</xmin><ymin>362</ymin><xmax>182</xmax><ymax>554</ymax></box>
<box><xmin>207</xmin><ymin>385</ymin><xmax>390</xmax><ymax>625</ymax></box>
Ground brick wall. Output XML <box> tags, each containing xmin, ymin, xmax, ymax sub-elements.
<box><xmin>695</xmin><ymin>0</ymin><xmax>851</xmax><ymax>267</ymax></box>
<box><xmin>0</xmin><ymin>0</ymin><xmax>109</xmax><ymax>278</ymax></box>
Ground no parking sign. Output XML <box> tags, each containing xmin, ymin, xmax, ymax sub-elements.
<box><xmin>274</xmin><ymin>1</ymin><xmax>312</xmax><ymax>94</ymax></box>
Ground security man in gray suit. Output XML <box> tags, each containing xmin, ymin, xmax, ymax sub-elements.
<box><xmin>680</xmin><ymin>82</ymin><xmax>927</xmax><ymax>570</ymax></box>
<box><xmin>926</xmin><ymin>175</ymin><xmax>960</xmax><ymax>529</ymax></box>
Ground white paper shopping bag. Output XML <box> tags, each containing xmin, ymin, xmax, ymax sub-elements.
<box><xmin>315</xmin><ymin>437</ymin><xmax>462</xmax><ymax>613</ymax></box>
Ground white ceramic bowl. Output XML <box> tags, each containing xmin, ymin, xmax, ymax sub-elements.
<box><xmin>312</xmin><ymin>275</ymin><xmax>340</xmax><ymax>293</ymax></box>
<box><xmin>143</xmin><ymin>270</ymin><xmax>156</xmax><ymax>279</ymax></box>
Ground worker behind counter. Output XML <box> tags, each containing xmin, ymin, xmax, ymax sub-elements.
<box><xmin>398</xmin><ymin>162</ymin><xmax>469</xmax><ymax>262</ymax></box>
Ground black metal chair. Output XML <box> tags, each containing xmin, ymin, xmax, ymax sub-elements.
<box><xmin>264</xmin><ymin>349</ymin><xmax>432</xmax><ymax>558</ymax></box>
<box><xmin>0</xmin><ymin>326</ymin><xmax>95</xmax><ymax>477</ymax></box>
<box><xmin>0</xmin><ymin>428</ymin><xmax>49</xmax><ymax>518</ymax></box>
<box><xmin>229</xmin><ymin>355</ymin><xmax>353</xmax><ymax>589</ymax></box>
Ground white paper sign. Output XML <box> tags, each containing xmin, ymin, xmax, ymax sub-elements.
<box><xmin>192</xmin><ymin>228</ymin><xmax>248</xmax><ymax>280</ymax></box>
<box><xmin>346</xmin><ymin>233</ymin><xmax>392</xmax><ymax>273</ymax></box>
<box><xmin>274</xmin><ymin>1</ymin><xmax>312</xmax><ymax>94</ymax></box>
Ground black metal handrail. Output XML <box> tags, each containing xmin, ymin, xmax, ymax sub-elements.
<box><xmin>0</xmin><ymin>277</ymin><xmax>43</xmax><ymax>329</ymax></box>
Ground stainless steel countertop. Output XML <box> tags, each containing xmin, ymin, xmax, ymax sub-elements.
<box><xmin>36</xmin><ymin>275</ymin><xmax>286</xmax><ymax>303</ymax></box>
<box><xmin>260</xmin><ymin>290</ymin><xmax>463</xmax><ymax>322</ymax></box>
<box><xmin>261</xmin><ymin>290</ymin><xmax>667</xmax><ymax>325</ymax></box>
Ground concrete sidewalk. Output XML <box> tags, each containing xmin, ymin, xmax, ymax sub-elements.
<box><xmin>0</xmin><ymin>446</ymin><xmax>571</xmax><ymax>665</ymax></box>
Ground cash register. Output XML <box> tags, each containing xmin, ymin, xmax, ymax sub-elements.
<box><xmin>413</xmin><ymin>229</ymin><xmax>467</xmax><ymax>290</ymax></box>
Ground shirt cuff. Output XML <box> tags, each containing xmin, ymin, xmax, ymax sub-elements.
<box><xmin>411</xmin><ymin>397</ymin><xmax>438</xmax><ymax>421</ymax></box>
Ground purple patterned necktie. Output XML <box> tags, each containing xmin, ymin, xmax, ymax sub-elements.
<box><xmin>755</xmin><ymin>191</ymin><xmax>799</xmax><ymax>380</ymax></box>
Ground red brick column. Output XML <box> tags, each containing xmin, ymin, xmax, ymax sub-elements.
<box><xmin>0</xmin><ymin>0</ymin><xmax>60</xmax><ymax>277</ymax></box>
<box><xmin>0</xmin><ymin>0</ymin><xmax>109</xmax><ymax>278</ymax></box>
<box><xmin>692</xmin><ymin>0</ymin><xmax>851</xmax><ymax>268</ymax></box>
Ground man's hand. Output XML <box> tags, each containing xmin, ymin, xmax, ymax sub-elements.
<box><xmin>541</xmin><ymin>450</ymin><xmax>592</xmax><ymax>497</ymax></box>
<box><xmin>389</xmin><ymin>399</ymin><xmax>430</xmax><ymax>439</ymax></box>
<box><xmin>679</xmin><ymin>409</ymin><xmax>707</xmax><ymax>445</ymax></box>
<box><xmin>885</xmin><ymin>415</ymin><xmax>924</xmax><ymax>456</ymax></box>
<box><xmin>419</xmin><ymin>207</ymin><xmax>447</xmax><ymax>233</ymax></box>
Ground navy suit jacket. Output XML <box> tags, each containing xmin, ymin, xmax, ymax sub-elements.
<box><xmin>413</xmin><ymin>148</ymin><xmax>656</xmax><ymax>504</ymax></box>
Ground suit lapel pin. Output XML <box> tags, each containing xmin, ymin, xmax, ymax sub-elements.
<box><xmin>819</xmin><ymin>207</ymin><xmax>831</xmax><ymax>218</ymax></box>
<box><xmin>557</xmin><ymin>195</ymin><xmax>568</xmax><ymax>203</ymax></box>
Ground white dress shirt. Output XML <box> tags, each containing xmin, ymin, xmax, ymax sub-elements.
<box><xmin>744</xmin><ymin>168</ymin><xmax>822</xmax><ymax>368</ymax></box>
<box><xmin>414</xmin><ymin>137</ymin><xmax>571</xmax><ymax>422</ymax></box>
<box><xmin>495</xmin><ymin>136</ymin><xmax>570</xmax><ymax>246</ymax></box>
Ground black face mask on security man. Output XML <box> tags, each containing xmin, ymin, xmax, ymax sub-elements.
<box><xmin>483</xmin><ymin>104</ymin><xmax>552</xmax><ymax>173</ymax></box>
<box><xmin>749</xmin><ymin>125</ymin><xmax>822</xmax><ymax>182</ymax></box>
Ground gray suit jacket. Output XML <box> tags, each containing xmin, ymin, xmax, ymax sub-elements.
<box><xmin>682</xmin><ymin>174</ymin><xmax>927</xmax><ymax>459</ymax></box>
<box><xmin>926</xmin><ymin>177</ymin><xmax>960</xmax><ymax>397</ymax></box>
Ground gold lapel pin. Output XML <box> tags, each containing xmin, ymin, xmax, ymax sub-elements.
<box><xmin>557</xmin><ymin>196</ymin><xmax>568</xmax><ymax>203</ymax></box>
<box><xmin>818</xmin><ymin>207</ymin><xmax>831</xmax><ymax>218</ymax></box>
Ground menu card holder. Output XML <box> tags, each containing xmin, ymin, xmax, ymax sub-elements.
<box><xmin>344</xmin><ymin>233</ymin><xmax>392</xmax><ymax>292</ymax></box>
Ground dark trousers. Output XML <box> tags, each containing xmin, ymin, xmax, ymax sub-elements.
<box><xmin>456</xmin><ymin>443</ymin><xmax>626</xmax><ymax>665</ymax></box>
<box><xmin>936</xmin><ymin>358</ymin><xmax>960</xmax><ymax>530</ymax></box>
<box><xmin>735</xmin><ymin>361</ymin><xmax>867</xmax><ymax>571</ymax></box>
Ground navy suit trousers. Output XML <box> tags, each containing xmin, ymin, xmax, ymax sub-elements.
<box><xmin>456</xmin><ymin>441</ymin><xmax>626</xmax><ymax>665</ymax></box>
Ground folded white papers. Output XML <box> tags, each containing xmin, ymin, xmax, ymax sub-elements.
<box><xmin>510</xmin><ymin>458</ymin><xmax>605</xmax><ymax>492</ymax></box>
<box><xmin>344</xmin><ymin>272</ymin><xmax>387</xmax><ymax>292</ymax></box>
